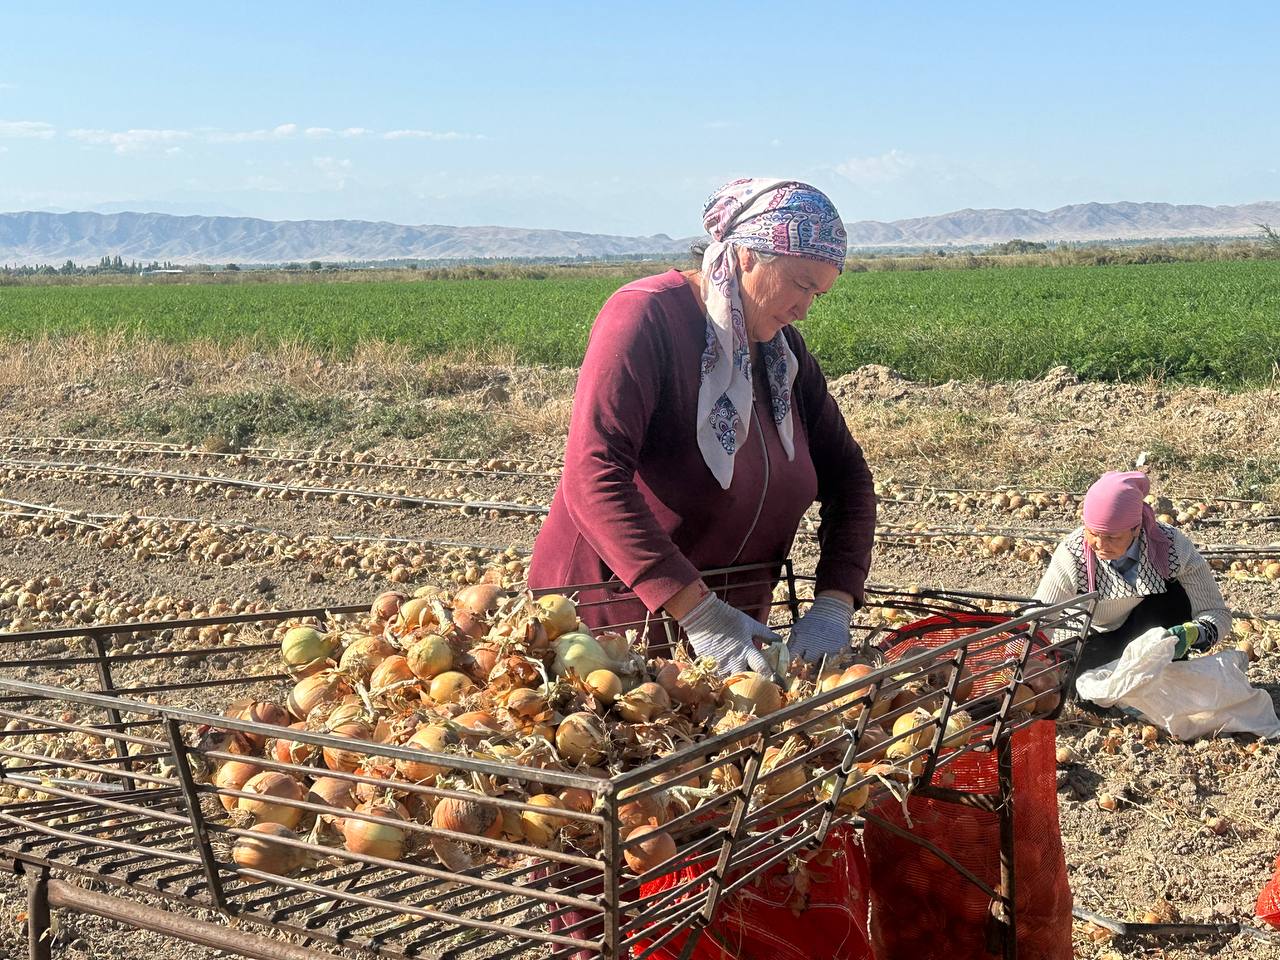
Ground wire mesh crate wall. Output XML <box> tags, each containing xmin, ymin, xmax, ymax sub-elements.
<box><xmin>0</xmin><ymin>564</ymin><xmax>1095</xmax><ymax>960</ymax></box>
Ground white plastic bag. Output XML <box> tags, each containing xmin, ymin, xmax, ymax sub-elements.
<box><xmin>1075</xmin><ymin>626</ymin><xmax>1280</xmax><ymax>740</ymax></box>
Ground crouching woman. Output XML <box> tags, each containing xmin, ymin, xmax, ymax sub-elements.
<box><xmin>1034</xmin><ymin>470</ymin><xmax>1231</xmax><ymax>674</ymax></box>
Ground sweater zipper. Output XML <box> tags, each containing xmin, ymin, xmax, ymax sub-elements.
<box><xmin>729</xmin><ymin>402</ymin><xmax>770</xmax><ymax>566</ymax></box>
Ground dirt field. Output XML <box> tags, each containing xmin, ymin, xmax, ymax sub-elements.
<box><xmin>0</xmin><ymin>343</ymin><xmax>1276</xmax><ymax>959</ymax></box>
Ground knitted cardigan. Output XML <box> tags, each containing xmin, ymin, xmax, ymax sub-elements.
<box><xmin>1033</xmin><ymin>522</ymin><xmax>1231</xmax><ymax>646</ymax></box>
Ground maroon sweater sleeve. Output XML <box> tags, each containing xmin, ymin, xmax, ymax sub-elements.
<box><xmin>790</xmin><ymin>331</ymin><xmax>877</xmax><ymax>605</ymax></box>
<box><xmin>560</xmin><ymin>289</ymin><xmax>702</xmax><ymax>612</ymax></box>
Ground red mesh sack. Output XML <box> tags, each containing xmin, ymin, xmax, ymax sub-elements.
<box><xmin>630</xmin><ymin>827</ymin><xmax>872</xmax><ymax>960</ymax></box>
<box><xmin>1256</xmin><ymin>855</ymin><xmax>1280</xmax><ymax>929</ymax></box>
<box><xmin>862</xmin><ymin>612</ymin><xmax>1073</xmax><ymax>959</ymax></box>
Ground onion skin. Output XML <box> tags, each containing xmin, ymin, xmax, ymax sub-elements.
<box><xmin>237</xmin><ymin>772</ymin><xmax>306</xmax><ymax>829</ymax></box>
<box><xmin>406</xmin><ymin>634</ymin><xmax>453</xmax><ymax>680</ymax></box>
<box><xmin>370</xmin><ymin>655</ymin><xmax>417</xmax><ymax>692</ymax></box>
<box><xmin>307</xmin><ymin>776</ymin><xmax>356</xmax><ymax>813</ymax></box>
<box><xmin>233</xmin><ymin>822</ymin><xmax>306</xmax><ymax>875</ymax></box>
<box><xmin>338</xmin><ymin>635</ymin><xmax>396</xmax><ymax>681</ymax></box>
<box><xmin>272</xmin><ymin>721</ymin><xmax>318</xmax><ymax>766</ymax></box>
<box><xmin>555</xmin><ymin>712</ymin><xmax>607</xmax><ymax>766</ymax></box>
<box><xmin>454</xmin><ymin>583</ymin><xmax>504</xmax><ymax>617</ymax></box>
<box><xmin>225</xmin><ymin>700</ymin><xmax>291</xmax><ymax>751</ymax></box>
<box><xmin>428</xmin><ymin>671</ymin><xmax>476</xmax><ymax>704</ymax></box>
<box><xmin>430</xmin><ymin>794</ymin><xmax>503</xmax><ymax>870</ymax></box>
<box><xmin>281</xmin><ymin>626</ymin><xmax>338</xmax><ymax>674</ymax></box>
<box><xmin>322</xmin><ymin>722</ymin><xmax>372</xmax><ymax>773</ymax></box>
<box><xmin>535</xmin><ymin>594</ymin><xmax>578</xmax><ymax>641</ymax></box>
<box><xmin>623</xmin><ymin>825</ymin><xmax>676</xmax><ymax>874</ymax></box>
<box><xmin>552</xmin><ymin>633</ymin><xmax>616</xmax><ymax>680</ymax></box>
<box><xmin>585</xmin><ymin>669</ymin><xmax>623</xmax><ymax>706</ymax></box>
<box><xmin>394</xmin><ymin>597</ymin><xmax>435</xmax><ymax>634</ymax></box>
<box><xmin>723</xmin><ymin>673</ymin><xmax>784</xmax><ymax>716</ymax></box>
<box><xmin>520</xmin><ymin>794</ymin><xmax>565</xmax><ymax>848</ymax></box>
<box><xmin>214</xmin><ymin>760</ymin><xmax>263</xmax><ymax>812</ymax></box>
<box><xmin>370</xmin><ymin>591</ymin><xmax>407</xmax><ymax>623</ymax></box>
<box><xmin>287</xmin><ymin>671</ymin><xmax>351</xmax><ymax>721</ymax></box>
<box><xmin>342</xmin><ymin>801</ymin><xmax>408</xmax><ymax>861</ymax></box>
<box><xmin>395</xmin><ymin>725</ymin><xmax>458</xmax><ymax>783</ymax></box>
<box><xmin>614</xmin><ymin>682</ymin><xmax>671</xmax><ymax>723</ymax></box>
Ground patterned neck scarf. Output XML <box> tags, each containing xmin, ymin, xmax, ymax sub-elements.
<box><xmin>696</xmin><ymin>178</ymin><xmax>847</xmax><ymax>489</ymax></box>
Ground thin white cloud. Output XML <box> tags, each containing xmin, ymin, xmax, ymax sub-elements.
<box><xmin>0</xmin><ymin>120</ymin><xmax>55</xmax><ymax>139</ymax></box>
<box><xmin>834</xmin><ymin>149</ymin><xmax>917</xmax><ymax>186</ymax></box>
<box><xmin>206</xmin><ymin>123</ymin><xmax>300</xmax><ymax>143</ymax></box>
<box><xmin>69</xmin><ymin>127</ymin><xmax>192</xmax><ymax>153</ymax></box>
<box><xmin>306</xmin><ymin>126</ymin><xmax>371</xmax><ymax>139</ymax></box>
<box><xmin>313</xmin><ymin>155</ymin><xmax>352</xmax><ymax>188</ymax></box>
<box><xmin>0</xmin><ymin>83</ymin><xmax>17</xmax><ymax>91</ymax></box>
<box><xmin>383</xmin><ymin>129</ymin><xmax>481</xmax><ymax>141</ymax></box>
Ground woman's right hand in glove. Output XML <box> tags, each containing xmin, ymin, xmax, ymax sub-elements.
<box><xmin>677</xmin><ymin>592</ymin><xmax>783</xmax><ymax>677</ymax></box>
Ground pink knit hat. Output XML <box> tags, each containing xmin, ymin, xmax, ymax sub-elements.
<box><xmin>1081</xmin><ymin>471</ymin><xmax>1170</xmax><ymax>591</ymax></box>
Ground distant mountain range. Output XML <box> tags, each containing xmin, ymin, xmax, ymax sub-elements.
<box><xmin>1</xmin><ymin>201</ymin><xmax>1277</xmax><ymax>266</ymax></box>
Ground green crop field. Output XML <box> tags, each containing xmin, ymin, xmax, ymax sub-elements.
<box><xmin>2</xmin><ymin>260</ymin><xmax>1277</xmax><ymax>385</ymax></box>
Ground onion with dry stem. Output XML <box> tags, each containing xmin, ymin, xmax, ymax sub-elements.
<box><xmin>614</xmin><ymin>682</ymin><xmax>671</xmax><ymax>723</ymax></box>
<box><xmin>520</xmin><ymin>794</ymin><xmax>565</xmax><ymax>848</ymax></box>
<box><xmin>430</xmin><ymin>793</ymin><xmax>503</xmax><ymax>870</ymax></box>
<box><xmin>214</xmin><ymin>760</ymin><xmax>263</xmax><ymax>812</ymax></box>
<box><xmin>396</xmin><ymin>725</ymin><xmax>458</xmax><ymax>782</ymax></box>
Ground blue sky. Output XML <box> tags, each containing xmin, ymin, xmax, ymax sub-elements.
<box><xmin>1</xmin><ymin>2</ymin><xmax>1276</xmax><ymax>235</ymax></box>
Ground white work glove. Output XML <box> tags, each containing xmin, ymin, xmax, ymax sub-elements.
<box><xmin>787</xmin><ymin>595</ymin><xmax>854</xmax><ymax>663</ymax></box>
<box><xmin>678</xmin><ymin>593</ymin><xmax>783</xmax><ymax>678</ymax></box>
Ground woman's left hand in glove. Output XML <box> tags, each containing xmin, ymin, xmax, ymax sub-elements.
<box><xmin>787</xmin><ymin>594</ymin><xmax>854</xmax><ymax>663</ymax></box>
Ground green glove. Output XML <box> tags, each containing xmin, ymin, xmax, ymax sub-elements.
<box><xmin>1168</xmin><ymin>622</ymin><xmax>1200</xmax><ymax>659</ymax></box>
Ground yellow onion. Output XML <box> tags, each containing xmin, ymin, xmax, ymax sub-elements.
<box><xmin>886</xmin><ymin>709</ymin><xmax>934</xmax><ymax>759</ymax></box>
<box><xmin>318</xmin><ymin>695</ymin><xmax>368</xmax><ymax>730</ymax></box>
<box><xmin>281</xmin><ymin>626</ymin><xmax>338</xmax><ymax>674</ymax></box>
<box><xmin>520</xmin><ymin>794</ymin><xmax>565</xmax><ymax>848</ymax></box>
<box><xmin>395</xmin><ymin>725</ymin><xmax>458</xmax><ymax>782</ymax></box>
<box><xmin>558</xmin><ymin>787</ymin><xmax>595</xmax><ymax>815</ymax></box>
<box><xmin>535</xmin><ymin>594</ymin><xmax>578</xmax><ymax>641</ymax></box>
<box><xmin>595</xmin><ymin>630</ymin><xmax>631</xmax><ymax>663</ymax></box>
<box><xmin>623</xmin><ymin>825</ymin><xmax>676</xmax><ymax>874</ymax></box>
<box><xmin>614</xmin><ymin>682</ymin><xmax>671</xmax><ymax>723</ymax></box>
<box><xmin>431</xmin><ymin>793</ymin><xmax>503</xmax><ymax>870</ymax></box>
<box><xmin>454</xmin><ymin>583</ymin><xmax>504</xmax><ymax>617</ymax></box>
<box><xmin>934</xmin><ymin>708</ymin><xmax>975</xmax><ymax>749</ymax></box>
<box><xmin>453</xmin><ymin>711</ymin><xmax>504</xmax><ymax>745</ymax></box>
<box><xmin>307</xmin><ymin>776</ymin><xmax>356</xmax><ymax>813</ymax></box>
<box><xmin>225</xmin><ymin>700</ymin><xmax>291</xmax><ymax>751</ymax></box>
<box><xmin>428</xmin><ymin>671</ymin><xmax>475</xmax><ymax>704</ymax></box>
<box><xmin>322</xmin><ymin>722</ymin><xmax>373</xmax><ymax>773</ymax></box>
<box><xmin>370</xmin><ymin>591</ymin><xmax>407</xmax><ymax>623</ymax></box>
<box><xmin>709</xmin><ymin>762</ymin><xmax>743</xmax><ymax>793</ymax></box>
<box><xmin>272</xmin><ymin>721</ymin><xmax>318</xmax><ymax>766</ymax></box>
<box><xmin>370</xmin><ymin>655</ymin><xmax>417</xmax><ymax>693</ymax></box>
<box><xmin>854</xmin><ymin>724</ymin><xmax>890</xmax><ymax>762</ymax></box>
<box><xmin>759</xmin><ymin>745</ymin><xmax>808</xmax><ymax>800</ymax></box>
<box><xmin>233</xmin><ymin>822</ymin><xmax>307</xmax><ymax>875</ymax></box>
<box><xmin>405</xmin><ymin>634</ymin><xmax>453</xmax><ymax>680</ymax></box>
<box><xmin>818</xmin><ymin>771</ymin><xmax>870</xmax><ymax>815</ymax></box>
<box><xmin>395</xmin><ymin>596</ymin><xmax>435</xmax><ymax>634</ymax></box>
<box><xmin>654</xmin><ymin>661</ymin><xmax>715</xmax><ymax>707</ymax></box>
<box><xmin>585</xmin><ymin>669</ymin><xmax>623</xmax><ymax>706</ymax></box>
<box><xmin>618</xmin><ymin>785</ymin><xmax>665</xmax><ymax>831</ymax></box>
<box><xmin>338</xmin><ymin>635</ymin><xmax>397</xmax><ymax>681</ymax></box>
<box><xmin>237</xmin><ymin>771</ymin><xmax>306</xmax><ymax>828</ymax></box>
<box><xmin>552</xmin><ymin>632</ymin><xmax>616</xmax><ymax>680</ymax></box>
<box><xmin>464</xmin><ymin>644</ymin><xmax>500</xmax><ymax>682</ymax></box>
<box><xmin>723</xmin><ymin>673</ymin><xmax>784</xmax><ymax>716</ymax></box>
<box><xmin>287</xmin><ymin>671</ymin><xmax>352</xmax><ymax>721</ymax></box>
<box><xmin>502</xmin><ymin>687</ymin><xmax>548</xmax><ymax>722</ymax></box>
<box><xmin>343</xmin><ymin>800</ymin><xmax>408</xmax><ymax>861</ymax></box>
<box><xmin>214</xmin><ymin>760</ymin><xmax>263</xmax><ymax>812</ymax></box>
<box><xmin>555</xmin><ymin>712</ymin><xmax>607</xmax><ymax>765</ymax></box>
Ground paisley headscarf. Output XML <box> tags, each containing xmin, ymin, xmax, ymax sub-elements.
<box><xmin>696</xmin><ymin>178</ymin><xmax>847</xmax><ymax>489</ymax></box>
<box><xmin>1081</xmin><ymin>470</ymin><xmax>1171</xmax><ymax>591</ymax></box>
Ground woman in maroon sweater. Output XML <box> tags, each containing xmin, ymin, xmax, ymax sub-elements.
<box><xmin>529</xmin><ymin>178</ymin><xmax>876</xmax><ymax>673</ymax></box>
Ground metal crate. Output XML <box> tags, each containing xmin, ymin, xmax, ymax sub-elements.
<box><xmin>0</xmin><ymin>561</ymin><xmax>1095</xmax><ymax>960</ymax></box>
